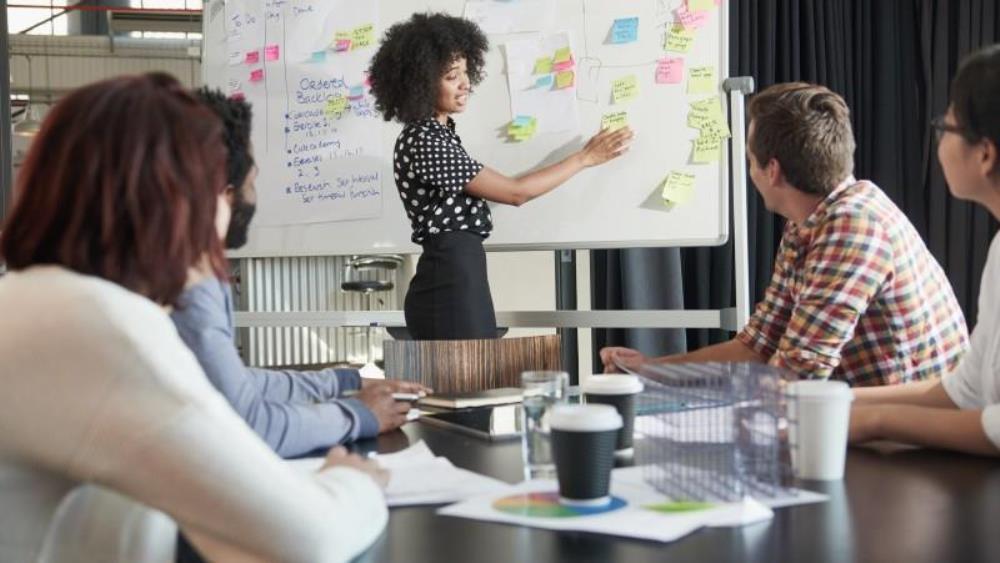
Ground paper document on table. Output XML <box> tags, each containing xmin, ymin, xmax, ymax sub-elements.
<box><xmin>287</xmin><ymin>441</ymin><xmax>511</xmax><ymax>507</ymax></box>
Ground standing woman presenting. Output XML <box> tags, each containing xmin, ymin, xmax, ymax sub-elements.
<box><xmin>369</xmin><ymin>13</ymin><xmax>633</xmax><ymax>340</ymax></box>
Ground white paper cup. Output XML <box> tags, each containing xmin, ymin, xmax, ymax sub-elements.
<box><xmin>785</xmin><ymin>380</ymin><xmax>853</xmax><ymax>480</ymax></box>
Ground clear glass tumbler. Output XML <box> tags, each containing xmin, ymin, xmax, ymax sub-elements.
<box><xmin>520</xmin><ymin>370</ymin><xmax>569</xmax><ymax>479</ymax></box>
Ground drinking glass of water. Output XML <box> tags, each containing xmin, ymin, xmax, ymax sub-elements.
<box><xmin>521</xmin><ymin>370</ymin><xmax>569</xmax><ymax>479</ymax></box>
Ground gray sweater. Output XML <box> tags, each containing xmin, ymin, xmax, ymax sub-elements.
<box><xmin>170</xmin><ymin>277</ymin><xmax>378</xmax><ymax>457</ymax></box>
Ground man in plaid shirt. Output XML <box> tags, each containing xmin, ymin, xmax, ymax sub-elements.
<box><xmin>602</xmin><ymin>83</ymin><xmax>969</xmax><ymax>386</ymax></box>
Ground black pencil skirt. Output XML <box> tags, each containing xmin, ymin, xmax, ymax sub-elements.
<box><xmin>404</xmin><ymin>231</ymin><xmax>498</xmax><ymax>340</ymax></box>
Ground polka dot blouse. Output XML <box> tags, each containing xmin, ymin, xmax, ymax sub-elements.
<box><xmin>393</xmin><ymin>117</ymin><xmax>492</xmax><ymax>244</ymax></box>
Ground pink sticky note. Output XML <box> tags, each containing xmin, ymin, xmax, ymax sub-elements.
<box><xmin>245</xmin><ymin>50</ymin><xmax>260</xmax><ymax>64</ymax></box>
<box><xmin>334</xmin><ymin>39</ymin><xmax>352</xmax><ymax>52</ymax></box>
<box><xmin>249</xmin><ymin>68</ymin><xmax>264</xmax><ymax>83</ymax></box>
<box><xmin>264</xmin><ymin>44</ymin><xmax>279</xmax><ymax>62</ymax></box>
<box><xmin>552</xmin><ymin>57</ymin><xmax>575</xmax><ymax>72</ymax></box>
<box><xmin>230</xmin><ymin>92</ymin><xmax>245</xmax><ymax>101</ymax></box>
<box><xmin>655</xmin><ymin>57</ymin><xmax>684</xmax><ymax>84</ymax></box>
<box><xmin>675</xmin><ymin>6</ymin><xmax>710</xmax><ymax>29</ymax></box>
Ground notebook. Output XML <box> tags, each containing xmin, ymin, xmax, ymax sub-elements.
<box><xmin>418</xmin><ymin>387</ymin><xmax>523</xmax><ymax>409</ymax></box>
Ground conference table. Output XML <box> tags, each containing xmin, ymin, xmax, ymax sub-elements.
<box><xmin>351</xmin><ymin>419</ymin><xmax>1000</xmax><ymax>563</ymax></box>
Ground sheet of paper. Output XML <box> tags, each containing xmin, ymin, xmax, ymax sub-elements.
<box><xmin>655</xmin><ymin>57</ymin><xmax>684</xmax><ymax>84</ymax></box>
<box><xmin>610</xmin><ymin>17</ymin><xmax>639</xmax><ymax>44</ymax></box>
<box><xmin>660</xmin><ymin>171</ymin><xmax>696</xmax><ymax>205</ymax></box>
<box><xmin>439</xmin><ymin>466</ymin><xmax>783</xmax><ymax>543</ymax></box>
<box><xmin>503</xmin><ymin>33</ymin><xmax>580</xmax><ymax>135</ymax></box>
<box><xmin>288</xmin><ymin>441</ymin><xmax>511</xmax><ymax>507</ymax></box>
<box><xmin>664</xmin><ymin>25</ymin><xmax>696</xmax><ymax>53</ymax></box>
<box><xmin>687</xmin><ymin>66</ymin><xmax>716</xmax><ymax>94</ymax></box>
<box><xmin>601</xmin><ymin>111</ymin><xmax>629</xmax><ymax>132</ymax></box>
<box><xmin>463</xmin><ymin>0</ymin><xmax>557</xmax><ymax>34</ymax></box>
<box><xmin>612</xmin><ymin>75</ymin><xmax>639</xmax><ymax>104</ymax></box>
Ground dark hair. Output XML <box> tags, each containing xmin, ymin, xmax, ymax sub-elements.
<box><xmin>0</xmin><ymin>73</ymin><xmax>228</xmax><ymax>306</ymax></box>
<box><xmin>951</xmin><ymin>44</ymin><xmax>1000</xmax><ymax>172</ymax></box>
<box><xmin>368</xmin><ymin>12</ymin><xmax>488</xmax><ymax>124</ymax></box>
<box><xmin>748</xmin><ymin>82</ymin><xmax>855</xmax><ymax>196</ymax></box>
<box><xmin>194</xmin><ymin>87</ymin><xmax>254</xmax><ymax>188</ymax></box>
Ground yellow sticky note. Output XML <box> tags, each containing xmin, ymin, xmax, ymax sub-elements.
<box><xmin>533</xmin><ymin>57</ymin><xmax>553</xmax><ymax>74</ymax></box>
<box><xmin>687</xmin><ymin>66</ymin><xmax>716</xmax><ymax>94</ymax></box>
<box><xmin>324</xmin><ymin>95</ymin><xmax>349</xmax><ymax>117</ymax></box>
<box><xmin>688</xmin><ymin>0</ymin><xmax>716</xmax><ymax>12</ymax></box>
<box><xmin>612</xmin><ymin>75</ymin><xmax>639</xmax><ymax>104</ymax></box>
<box><xmin>601</xmin><ymin>111</ymin><xmax>628</xmax><ymax>132</ymax></box>
<box><xmin>661</xmin><ymin>171</ymin><xmax>697</xmax><ymax>205</ymax></box>
<box><xmin>351</xmin><ymin>23</ymin><xmax>375</xmax><ymax>49</ymax></box>
<box><xmin>553</xmin><ymin>46</ymin><xmax>572</xmax><ymax>63</ymax></box>
<box><xmin>692</xmin><ymin>133</ymin><xmax>723</xmax><ymax>163</ymax></box>
<box><xmin>555</xmin><ymin>70</ymin><xmax>575</xmax><ymax>89</ymax></box>
<box><xmin>688</xmin><ymin>97</ymin><xmax>730</xmax><ymax>137</ymax></box>
<box><xmin>665</xmin><ymin>25</ymin><xmax>696</xmax><ymax>53</ymax></box>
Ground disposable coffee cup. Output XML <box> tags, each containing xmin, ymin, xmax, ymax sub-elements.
<box><xmin>549</xmin><ymin>404</ymin><xmax>622</xmax><ymax>507</ymax></box>
<box><xmin>582</xmin><ymin>375</ymin><xmax>643</xmax><ymax>456</ymax></box>
<box><xmin>785</xmin><ymin>380</ymin><xmax>853</xmax><ymax>480</ymax></box>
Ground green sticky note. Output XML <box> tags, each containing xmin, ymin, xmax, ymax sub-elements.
<box><xmin>612</xmin><ymin>75</ymin><xmax>639</xmax><ymax>104</ymax></box>
<box><xmin>660</xmin><ymin>171</ymin><xmax>697</xmax><ymax>205</ymax></box>
<box><xmin>324</xmin><ymin>95</ymin><xmax>349</xmax><ymax>117</ymax></box>
<box><xmin>665</xmin><ymin>25</ymin><xmax>696</xmax><ymax>53</ymax></box>
<box><xmin>508</xmin><ymin>116</ymin><xmax>538</xmax><ymax>142</ymax></box>
<box><xmin>351</xmin><ymin>23</ymin><xmax>375</xmax><ymax>49</ymax></box>
<box><xmin>688</xmin><ymin>0</ymin><xmax>716</xmax><ymax>12</ymax></box>
<box><xmin>692</xmin><ymin>133</ymin><xmax>723</xmax><ymax>163</ymax></box>
<box><xmin>553</xmin><ymin>46</ymin><xmax>572</xmax><ymax>63</ymax></box>
<box><xmin>687</xmin><ymin>66</ymin><xmax>716</xmax><ymax>94</ymax></box>
<box><xmin>555</xmin><ymin>70</ymin><xmax>575</xmax><ymax>89</ymax></box>
<box><xmin>601</xmin><ymin>111</ymin><xmax>629</xmax><ymax>132</ymax></box>
<box><xmin>533</xmin><ymin>57</ymin><xmax>553</xmax><ymax>74</ymax></box>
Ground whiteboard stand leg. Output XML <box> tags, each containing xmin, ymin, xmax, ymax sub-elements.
<box><xmin>723</xmin><ymin>77</ymin><xmax>756</xmax><ymax>333</ymax></box>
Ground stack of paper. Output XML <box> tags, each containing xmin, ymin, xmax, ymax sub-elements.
<box><xmin>288</xmin><ymin>441</ymin><xmax>511</xmax><ymax>507</ymax></box>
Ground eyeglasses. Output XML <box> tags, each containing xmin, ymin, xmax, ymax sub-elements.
<box><xmin>930</xmin><ymin>115</ymin><xmax>965</xmax><ymax>143</ymax></box>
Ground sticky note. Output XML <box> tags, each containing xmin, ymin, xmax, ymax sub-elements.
<box><xmin>333</xmin><ymin>31</ymin><xmax>352</xmax><ymax>52</ymax></box>
<box><xmin>552</xmin><ymin>58</ymin><xmax>575</xmax><ymax>72</ymax></box>
<box><xmin>534</xmin><ymin>74</ymin><xmax>554</xmax><ymax>88</ymax></box>
<box><xmin>655</xmin><ymin>57</ymin><xmax>684</xmax><ymax>84</ymax></box>
<box><xmin>245</xmin><ymin>50</ymin><xmax>260</xmax><ymax>64</ymax></box>
<box><xmin>230</xmin><ymin>92</ymin><xmax>246</xmax><ymax>101</ymax></box>
<box><xmin>264</xmin><ymin>44</ymin><xmax>280</xmax><ymax>62</ymax></box>
<box><xmin>249</xmin><ymin>68</ymin><xmax>264</xmax><ymax>83</ymax></box>
<box><xmin>661</xmin><ymin>171</ymin><xmax>697</xmax><ymax>204</ymax></box>
<box><xmin>555</xmin><ymin>70</ymin><xmax>575</xmax><ymax>89</ymax></box>
<box><xmin>612</xmin><ymin>75</ymin><xmax>639</xmax><ymax>104</ymax></box>
<box><xmin>308</xmin><ymin>50</ymin><xmax>327</xmax><ymax>63</ymax></box>
<box><xmin>508</xmin><ymin>115</ymin><xmax>538</xmax><ymax>141</ymax></box>
<box><xmin>688</xmin><ymin>0</ymin><xmax>716</xmax><ymax>12</ymax></box>
<box><xmin>347</xmin><ymin>85</ymin><xmax>365</xmax><ymax>99</ymax></box>
<box><xmin>665</xmin><ymin>25</ymin><xmax>696</xmax><ymax>53</ymax></box>
<box><xmin>553</xmin><ymin>46</ymin><xmax>572</xmax><ymax>63</ymax></box>
<box><xmin>601</xmin><ymin>111</ymin><xmax>628</xmax><ymax>132</ymax></box>
<box><xmin>533</xmin><ymin>57</ymin><xmax>553</xmax><ymax>74</ymax></box>
<box><xmin>352</xmin><ymin>23</ymin><xmax>375</xmax><ymax>49</ymax></box>
<box><xmin>687</xmin><ymin>66</ymin><xmax>716</xmax><ymax>94</ymax></box>
<box><xmin>610</xmin><ymin>17</ymin><xmax>639</xmax><ymax>44</ymax></box>
<box><xmin>674</xmin><ymin>5</ymin><xmax>710</xmax><ymax>29</ymax></box>
<box><xmin>688</xmin><ymin>97</ymin><xmax>731</xmax><ymax>137</ymax></box>
<box><xmin>227</xmin><ymin>50</ymin><xmax>242</xmax><ymax>66</ymax></box>
<box><xmin>325</xmin><ymin>95</ymin><xmax>348</xmax><ymax>117</ymax></box>
<box><xmin>692</xmin><ymin>134</ymin><xmax>722</xmax><ymax>163</ymax></box>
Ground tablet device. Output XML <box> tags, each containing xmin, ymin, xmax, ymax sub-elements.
<box><xmin>420</xmin><ymin>404</ymin><xmax>522</xmax><ymax>442</ymax></box>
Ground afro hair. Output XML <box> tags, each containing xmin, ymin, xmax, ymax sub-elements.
<box><xmin>368</xmin><ymin>13</ymin><xmax>488</xmax><ymax>124</ymax></box>
<box><xmin>194</xmin><ymin>87</ymin><xmax>254</xmax><ymax>189</ymax></box>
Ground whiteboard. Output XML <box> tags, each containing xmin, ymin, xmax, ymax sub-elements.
<box><xmin>202</xmin><ymin>0</ymin><xmax>729</xmax><ymax>257</ymax></box>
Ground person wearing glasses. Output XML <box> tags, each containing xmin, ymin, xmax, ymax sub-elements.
<box><xmin>602</xmin><ymin>82</ymin><xmax>969</xmax><ymax>388</ymax></box>
<box><xmin>850</xmin><ymin>45</ymin><xmax>1000</xmax><ymax>455</ymax></box>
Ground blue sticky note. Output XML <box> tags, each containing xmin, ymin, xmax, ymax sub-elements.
<box><xmin>308</xmin><ymin>51</ymin><xmax>326</xmax><ymax>63</ymax></box>
<box><xmin>611</xmin><ymin>17</ymin><xmax>639</xmax><ymax>44</ymax></box>
<box><xmin>512</xmin><ymin>115</ymin><xmax>534</xmax><ymax>127</ymax></box>
<box><xmin>534</xmin><ymin>74</ymin><xmax>554</xmax><ymax>88</ymax></box>
<box><xmin>348</xmin><ymin>85</ymin><xmax>365</xmax><ymax>99</ymax></box>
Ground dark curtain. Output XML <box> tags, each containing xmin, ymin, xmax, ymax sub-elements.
<box><xmin>592</xmin><ymin>0</ymin><xmax>1000</xmax><ymax>372</ymax></box>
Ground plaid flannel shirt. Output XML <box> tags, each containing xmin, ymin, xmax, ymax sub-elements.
<box><xmin>737</xmin><ymin>179</ymin><xmax>969</xmax><ymax>386</ymax></box>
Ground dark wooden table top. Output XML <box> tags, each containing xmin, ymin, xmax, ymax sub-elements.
<box><xmin>350</xmin><ymin>419</ymin><xmax>1000</xmax><ymax>563</ymax></box>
